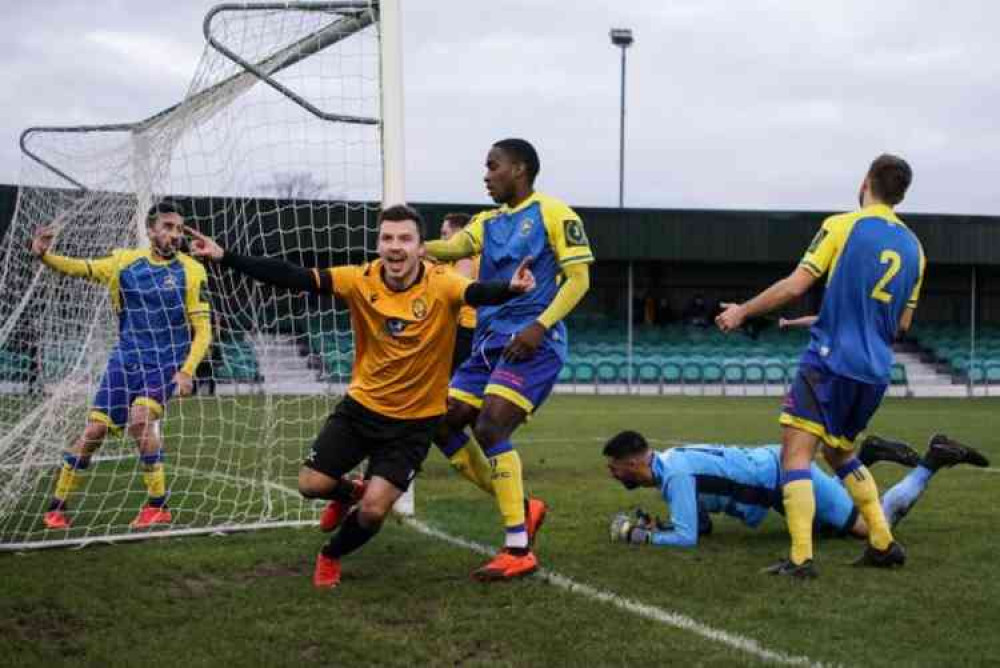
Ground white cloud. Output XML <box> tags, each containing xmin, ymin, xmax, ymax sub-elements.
<box><xmin>1</xmin><ymin>1</ymin><xmax>998</xmax><ymax>214</ymax></box>
<box><xmin>84</xmin><ymin>30</ymin><xmax>201</xmax><ymax>82</ymax></box>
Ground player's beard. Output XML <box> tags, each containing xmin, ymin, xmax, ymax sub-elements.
<box><xmin>153</xmin><ymin>239</ymin><xmax>178</xmax><ymax>259</ymax></box>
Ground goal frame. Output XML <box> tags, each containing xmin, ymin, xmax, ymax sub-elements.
<box><xmin>2</xmin><ymin>0</ymin><xmax>407</xmax><ymax>551</ymax></box>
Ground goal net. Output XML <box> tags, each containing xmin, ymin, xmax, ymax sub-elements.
<box><xmin>0</xmin><ymin>1</ymin><xmax>401</xmax><ymax>550</ymax></box>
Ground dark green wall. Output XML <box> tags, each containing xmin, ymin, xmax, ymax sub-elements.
<box><xmin>3</xmin><ymin>185</ymin><xmax>999</xmax><ymax>265</ymax></box>
<box><xmin>416</xmin><ymin>203</ymin><xmax>1000</xmax><ymax>266</ymax></box>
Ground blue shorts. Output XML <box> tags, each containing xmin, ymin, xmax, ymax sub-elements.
<box><xmin>449</xmin><ymin>332</ymin><xmax>563</xmax><ymax>414</ymax></box>
<box><xmin>779</xmin><ymin>355</ymin><xmax>886</xmax><ymax>450</ymax></box>
<box><xmin>91</xmin><ymin>357</ymin><xmax>176</xmax><ymax>431</ymax></box>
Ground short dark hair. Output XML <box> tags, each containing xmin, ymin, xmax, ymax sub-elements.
<box><xmin>493</xmin><ymin>138</ymin><xmax>540</xmax><ymax>183</ymax></box>
<box><xmin>146</xmin><ymin>200</ymin><xmax>185</xmax><ymax>226</ymax></box>
<box><xmin>380</xmin><ymin>204</ymin><xmax>426</xmax><ymax>240</ymax></box>
<box><xmin>443</xmin><ymin>212</ymin><xmax>471</xmax><ymax>229</ymax></box>
<box><xmin>867</xmin><ymin>154</ymin><xmax>912</xmax><ymax>206</ymax></box>
<box><xmin>602</xmin><ymin>430</ymin><xmax>650</xmax><ymax>459</ymax></box>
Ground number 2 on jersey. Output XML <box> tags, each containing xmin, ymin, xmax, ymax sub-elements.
<box><xmin>870</xmin><ymin>250</ymin><xmax>902</xmax><ymax>303</ymax></box>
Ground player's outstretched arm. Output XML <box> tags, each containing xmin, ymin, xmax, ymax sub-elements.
<box><xmin>33</xmin><ymin>224</ymin><xmax>118</xmax><ymax>283</ymax></box>
<box><xmin>779</xmin><ymin>315</ymin><xmax>819</xmax><ymax>330</ymax></box>
<box><xmin>185</xmin><ymin>226</ymin><xmax>329</xmax><ymax>294</ymax></box>
<box><xmin>424</xmin><ymin>231</ymin><xmax>477</xmax><ymax>262</ymax></box>
<box><xmin>463</xmin><ymin>256</ymin><xmax>535</xmax><ymax>306</ymax></box>
<box><xmin>716</xmin><ymin>266</ymin><xmax>816</xmax><ymax>333</ymax></box>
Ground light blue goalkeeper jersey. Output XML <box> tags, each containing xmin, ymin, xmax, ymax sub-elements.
<box><xmin>649</xmin><ymin>445</ymin><xmax>782</xmax><ymax>547</ymax></box>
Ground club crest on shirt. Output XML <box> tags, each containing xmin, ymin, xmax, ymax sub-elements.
<box><xmin>519</xmin><ymin>218</ymin><xmax>534</xmax><ymax>236</ymax></box>
<box><xmin>411</xmin><ymin>297</ymin><xmax>428</xmax><ymax>320</ymax></box>
<box><xmin>162</xmin><ymin>274</ymin><xmax>178</xmax><ymax>290</ymax></box>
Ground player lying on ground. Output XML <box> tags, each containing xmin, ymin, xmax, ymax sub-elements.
<box><xmin>717</xmin><ymin>154</ymin><xmax>925</xmax><ymax>577</ymax></box>
<box><xmin>423</xmin><ymin>138</ymin><xmax>594</xmax><ymax>581</ymax></box>
<box><xmin>36</xmin><ymin>201</ymin><xmax>212</xmax><ymax>530</ymax></box>
<box><xmin>605</xmin><ymin>430</ymin><xmax>988</xmax><ymax>548</ymax></box>
<box><xmin>187</xmin><ymin>205</ymin><xmax>535</xmax><ymax>589</ymax></box>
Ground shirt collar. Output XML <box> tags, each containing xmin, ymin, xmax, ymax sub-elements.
<box><xmin>500</xmin><ymin>191</ymin><xmax>541</xmax><ymax>215</ymax></box>
<box><xmin>859</xmin><ymin>203</ymin><xmax>902</xmax><ymax>224</ymax></box>
<box><xmin>376</xmin><ymin>259</ymin><xmax>426</xmax><ymax>293</ymax></box>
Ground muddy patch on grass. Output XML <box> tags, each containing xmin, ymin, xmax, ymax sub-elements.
<box><xmin>0</xmin><ymin>601</ymin><xmax>86</xmax><ymax>658</ymax></box>
<box><xmin>167</xmin><ymin>573</ymin><xmax>228</xmax><ymax>599</ymax></box>
<box><xmin>234</xmin><ymin>558</ymin><xmax>311</xmax><ymax>582</ymax></box>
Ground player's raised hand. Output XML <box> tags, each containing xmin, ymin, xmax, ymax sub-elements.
<box><xmin>715</xmin><ymin>302</ymin><xmax>747</xmax><ymax>333</ymax></box>
<box><xmin>173</xmin><ymin>371</ymin><xmax>194</xmax><ymax>397</ymax></box>
<box><xmin>184</xmin><ymin>225</ymin><xmax>224</xmax><ymax>261</ymax></box>
<box><xmin>509</xmin><ymin>256</ymin><xmax>535</xmax><ymax>293</ymax></box>
<box><xmin>31</xmin><ymin>225</ymin><xmax>57</xmax><ymax>257</ymax></box>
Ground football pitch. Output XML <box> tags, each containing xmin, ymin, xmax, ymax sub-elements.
<box><xmin>3</xmin><ymin>395</ymin><xmax>998</xmax><ymax>666</ymax></box>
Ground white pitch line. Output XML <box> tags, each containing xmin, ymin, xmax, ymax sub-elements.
<box><xmin>173</xmin><ymin>465</ymin><xmax>831</xmax><ymax>665</ymax></box>
<box><xmin>404</xmin><ymin>518</ymin><xmax>831</xmax><ymax>668</ymax></box>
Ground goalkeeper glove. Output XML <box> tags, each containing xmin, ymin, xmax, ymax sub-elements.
<box><xmin>609</xmin><ymin>510</ymin><xmax>653</xmax><ymax>545</ymax></box>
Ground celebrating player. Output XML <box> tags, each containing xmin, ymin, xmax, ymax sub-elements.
<box><xmin>604</xmin><ymin>430</ymin><xmax>989</xmax><ymax>549</ymax></box>
<box><xmin>424</xmin><ymin>139</ymin><xmax>594</xmax><ymax>581</ymax></box>
<box><xmin>36</xmin><ymin>201</ymin><xmax>212</xmax><ymax>530</ymax></box>
<box><xmin>186</xmin><ymin>204</ymin><xmax>535</xmax><ymax>589</ymax></box>
<box><xmin>716</xmin><ymin>154</ymin><xmax>925</xmax><ymax>576</ymax></box>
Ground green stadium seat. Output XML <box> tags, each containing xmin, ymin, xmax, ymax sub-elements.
<box><xmin>764</xmin><ymin>363</ymin><xmax>787</xmax><ymax>384</ymax></box>
<box><xmin>702</xmin><ymin>362</ymin><xmax>723</xmax><ymax>383</ymax></box>
<box><xmin>558</xmin><ymin>365</ymin><xmax>574</xmax><ymax>383</ymax></box>
<box><xmin>574</xmin><ymin>362</ymin><xmax>596</xmax><ymax>383</ymax></box>
<box><xmin>745</xmin><ymin>363</ymin><xmax>765</xmax><ymax>384</ymax></box>
<box><xmin>723</xmin><ymin>364</ymin><xmax>744</xmax><ymax>383</ymax></box>
<box><xmin>890</xmin><ymin>364</ymin><xmax>907</xmax><ymax>385</ymax></box>
<box><xmin>661</xmin><ymin>362</ymin><xmax>681</xmax><ymax>383</ymax></box>
<box><xmin>596</xmin><ymin>361</ymin><xmax>619</xmax><ymax>384</ymax></box>
<box><xmin>681</xmin><ymin>362</ymin><xmax>702</xmax><ymax>383</ymax></box>
<box><xmin>987</xmin><ymin>363</ymin><xmax>1000</xmax><ymax>384</ymax></box>
<box><xmin>636</xmin><ymin>362</ymin><xmax>660</xmax><ymax>384</ymax></box>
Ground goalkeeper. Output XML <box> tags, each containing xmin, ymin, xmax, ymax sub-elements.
<box><xmin>36</xmin><ymin>202</ymin><xmax>212</xmax><ymax>530</ymax></box>
<box><xmin>605</xmin><ymin>430</ymin><xmax>988</xmax><ymax>548</ymax></box>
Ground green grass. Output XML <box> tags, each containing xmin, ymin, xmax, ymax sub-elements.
<box><xmin>3</xmin><ymin>395</ymin><xmax>999</xmax><ymax>666</ymax></box>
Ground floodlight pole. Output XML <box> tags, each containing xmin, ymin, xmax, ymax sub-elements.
<box><xmin>611</xmin><ymin>28</ymin><xmax>633</xmax><ymax>392</ymax></box>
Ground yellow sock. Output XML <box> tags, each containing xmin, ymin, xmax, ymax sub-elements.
<box><xmin>488</xmin><ymin>448</ymin><xmax>526</xmax><ymax>548</ymax></box>
<box><xmin>53</xmin><ymin>464</ymin><xmax>83</xmax><ymax>506</ymax></box>
<box><xmin>449</xmin><ymin>443</ymin><xmax>495</xmax><ymax>496</ymax></box>
<box><xmin>841</xmin><ymin>463</ymin><xmax>893</xmax><ymax>550</ymax></box>
<box><xmin>782</xmin><ymin>475</ymin><xmax>815</xmax><ymax>565</ymax></box>
<box><xmin>141</xmin><ymin>453</ymin><xmax>167</xmax><ymax>506</ymax></box>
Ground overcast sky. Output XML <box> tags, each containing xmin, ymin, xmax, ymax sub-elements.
<box><xmin>3</xmin><ymin>1</ymin><xmax>998</xmax><ymax>215</ymax></box>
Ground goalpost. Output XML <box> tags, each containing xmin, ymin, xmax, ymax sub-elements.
<box><xmin>0</xmin><ymin>1</ymin><xmax>407</xmax><ymax>551</ymax></box>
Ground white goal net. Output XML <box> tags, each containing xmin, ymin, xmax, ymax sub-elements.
<box><xmin>0</xmin><ymin>1</ymin><xmax>401</xmax><ymax>550</ymax></box>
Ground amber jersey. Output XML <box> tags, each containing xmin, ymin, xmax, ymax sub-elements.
<box><xmin>451</xmin><ymin>255</ymin><xmax>479</xmax><ymax>329</ymax></box>
<box><xmin>324</xmin><ymin>260</ymin><xmax>471</xmax><ymax>419</ymax></box>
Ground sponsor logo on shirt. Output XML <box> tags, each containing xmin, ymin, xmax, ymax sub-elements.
<box><xmin>564</xmin><ymin>219</ymin><xmax>588</xmax><ymax>247</ymax></box>
<box><xmin>385</xmin><ymin>318</ymin><xmax>409</xmax><ymax>337</ymax></box>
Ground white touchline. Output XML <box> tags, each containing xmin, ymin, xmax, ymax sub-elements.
<box><xmin>404</xmin><ymin>518</ymin><xmax>832</xmax><ymax>668</ymax></box>
<box><xmin>172</xmin><ymin>465</ymin><xmax>833</xmax><ymax>666</ymax></box>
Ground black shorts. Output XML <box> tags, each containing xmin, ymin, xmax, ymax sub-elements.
<box><xmin>304</xmin><ymin>395</ymin><xmax>440</xmax><ymax>492</ymax></box>
<box><xmin>452</xmin><ymin>326</ymin><xmax>475</xmax><ymax>375</ymax></box>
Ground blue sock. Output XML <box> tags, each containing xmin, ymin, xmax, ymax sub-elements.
<box><xmin>881</xmin><ymin>465</ymin><xmax>933</xmax><ymax>528</ymax></box>
<box><xmin>437</xmin><ymin>431</ymin><xmax>469</xmax><ymax>458</ymax></box>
